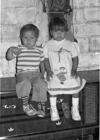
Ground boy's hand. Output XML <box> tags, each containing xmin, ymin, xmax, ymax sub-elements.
<box><xmin>46</xmin><ymin>71</ymin><xmax>53</xmax><ymax>81</ymax></box>
<box><xmin>71</xmin><ymin>70</ymin><xmax>78</xmax><ymax>78</ymax></box>
<box><xmin>6</xmin><ymin>46</ymin><xmax>22</xmax><ymax>60</ymax></box>
<box><xmin>11</xmin><ymin>47</ymin><xmax>22</xmax><ymax>56</ymax></box>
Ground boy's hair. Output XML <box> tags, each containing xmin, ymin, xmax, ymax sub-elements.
<box><xmin>49</xmin><ymin>17</ymin><xmax>68</xmax><ymax>32</ymax></box>
<box><xmin>20</xmin><ymin>24</ymin><xmax>39</xmax><ymax>44</ymax></box>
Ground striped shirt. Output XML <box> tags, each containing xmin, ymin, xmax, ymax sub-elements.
<box><xmin>16</xmin><ymin>46</ymin><xmax>44</xmax><ymax>73</ymax></box>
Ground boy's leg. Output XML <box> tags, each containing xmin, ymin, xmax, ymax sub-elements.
<box><xmin>16</xmin><ymin>79</ymin><xmax>37</xmax><ymax>116</ymax></box>
<box><xmin>37</xmin><ymin>102</ymin><xmax>46</xmax><ymax>117</ymax></box>
<box><xmin>32</xmin><ymin>75</ymin><xmax>47</xmax><ymax>102</ymax></box>
<box><xmin>31</xmin><ymin>75</ymin><xmax>47</xmax><ymax>117</ymax></box>
<box><xmin>71</xmin><ymin>93</ymin><xmax>81</xmax><ymax>121</ymax></box>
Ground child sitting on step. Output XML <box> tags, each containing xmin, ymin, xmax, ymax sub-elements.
<box><xmin>6</xmin><ymin>24</ymin><xmax>48</xmax><ymax>117</ymax></box>
<box><xmin>44</xmin><ymin>17</ymin><xmax>86</xmax><ymax>125</ymax></box>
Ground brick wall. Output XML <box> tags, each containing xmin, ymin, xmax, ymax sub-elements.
<box><xmin>0</xmin><ymin>0</ymin><xmax>100</xmax><ymax>77</ymax></box>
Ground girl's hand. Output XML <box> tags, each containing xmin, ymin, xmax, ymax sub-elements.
<box><xmin>46</xmin><ymin>71</ymin><xmax>53</xmax><ymax>81</ymax></box>
<box><xmin>71</xmin><ymin>70</ymin><xmax>78</xmax><ymax>78</ymax></box>
<box><xmin>56</xmin><ymin>72</ymin><xmax>66</xmax><ymax>82</ymax></box>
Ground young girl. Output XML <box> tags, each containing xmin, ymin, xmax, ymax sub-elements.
<box><xmin>6</xmin><ymin>24</ymin><xmax>47</xmax><ymax>117</ymax></box>
<box><xmin>44</xmin><ymin>17</ymin><xmax>86</xmax><ymax>124</ymax></box>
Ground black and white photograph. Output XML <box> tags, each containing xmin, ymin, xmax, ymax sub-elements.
<box><xmin>0</xmin><ymin>0</ymin><xmax>99</xmax><ymax>140</ymax></box>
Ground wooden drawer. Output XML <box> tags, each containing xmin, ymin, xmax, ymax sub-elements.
<box><xmin>0</xmin><ymin>121</ymin><xmax>97</xmax><ymax>140</ymax></box>
<box><xmin>0</xmin><ymin>116</ymin><xmax>82</xmax><ymax>138</ymax></box>
<box><xmin>0</xmin><ymin>92</ymin><xmax>23</xmax><ymax>118</ymax></box>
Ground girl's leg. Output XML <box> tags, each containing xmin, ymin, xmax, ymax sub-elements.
<box><xmin>71</xmin><ymin>93</ymin><xmax>81</xmax><ymax>121</ymax></box>
<box><xmin>72</xmin><ymin>93</ymin><xmax>79</xmax><ymax>98</ymax></box>
<box><xmin>49</xmin><ymin>96</ymin><xmax>62</xmax><ymax>126</ymax></box>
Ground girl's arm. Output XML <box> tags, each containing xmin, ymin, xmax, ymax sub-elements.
<box><xmin>71</xmin><ymin>56</ymin><xmax>79</xmax><ymax>77</ymax></box>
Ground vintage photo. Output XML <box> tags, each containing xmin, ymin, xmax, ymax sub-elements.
<box><xmin>0</xmin><ymin>0</ymin><xmax>99</xmax><ymax>140</ymax></box>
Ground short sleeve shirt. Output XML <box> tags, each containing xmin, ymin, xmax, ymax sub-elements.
<box><xmin>43</xmin><ymin>39</ymin><xmax>79</xmax><ymax>58</ymax></box>
<box><xmin>16</xmin><ymin>46</ymin><xmax>44</xmax><ymax>72</ymax></box>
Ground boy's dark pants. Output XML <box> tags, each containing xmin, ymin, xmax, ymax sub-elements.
<box><xmin>16</xmin><ymin>71</ymin><xmax>47</xmax><ymax>103</ymax></box>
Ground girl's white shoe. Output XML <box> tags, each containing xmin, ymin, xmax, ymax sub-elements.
<box><xmin>71</xmin><ymin>97</ymin><xmax>81</xmax><ymax>121</ymax></box>
<box><xmin>50</xmin><ymin>106</ymin><xmax>60</xmax><ymax>121</ymax></box>
<box><xmin>71</xmin><ymin>106</ymin><xmax>81</xmax><ymax>121</ymax></box>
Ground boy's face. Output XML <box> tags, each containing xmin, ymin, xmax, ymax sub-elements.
<box><xmin>21</xmin><ymin>30</ymin><xmax>37</xmax><ymax>49</ymax></box>
<box><xmin>51</xmin><ymin>26</ymin><xmax>66</xmax><ymax>41</ymax></box>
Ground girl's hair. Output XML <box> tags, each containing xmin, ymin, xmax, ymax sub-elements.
<box><xmin>20</xmin><ymin>24</ymin><xmax>39</xmax><ymax>44</ymax></box>
<box><xmin>49</xmin><ymin>17</ymin><xmax>68</xmax><ymax>32</ymax></box>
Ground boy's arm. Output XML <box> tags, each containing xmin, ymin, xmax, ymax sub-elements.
<box><xmin>39</xmin><ymin>60</ymin><xmax>45</xmax><ymax>79</ymax></box>
<box><xmin>71</xmin><ymin>56</ymin><xmax>79</xmax><ymax>77</ymax></box>
<box><xmin>44</xmin><ymin>58</ymin><xmax>53</xmax><ymax>81</ymax></box>
<box><xmin>6</xmin><ymin>46</ymin><xmax>22</xmax><ymax>61</ymax></box>
<box><xmin>6</xmin><ymin>47</ymin><xmax>16</xmax><ymax>60</ymax></box>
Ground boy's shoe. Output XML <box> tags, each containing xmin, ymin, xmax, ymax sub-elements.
<box><xmin>71</xmin><ymin>106</ymin><xmax>81</xmax><ymax>121</ymax></box>
<box><xmin>61</xmin><ymin>102</ymin><xmax>70</xmax><ymax>119</ymax></box>
<box><xmin>37</xmin><ymin>103</ymin><xmax>45</xmax><ymax>118</ymax></box>
<box><xmin>23</xmin><ymin>104</ymin><xmax>37</xmax><ymax>116</ymax></box>
<box><xmin>37</xmin><ymin>110</ymin><xmax>45</xmax><ymax>117</ymax></box>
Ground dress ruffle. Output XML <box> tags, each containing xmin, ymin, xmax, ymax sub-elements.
<box><xmin>48</xmin><ymin>76</ymin><xmax>86</xmax><ymax>95</ymax></box>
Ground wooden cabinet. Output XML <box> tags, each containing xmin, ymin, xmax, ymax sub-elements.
<box><xmin>0</xmin><ymin>70</ymin><xmax>99</xmax><ymax>140</ymax></box>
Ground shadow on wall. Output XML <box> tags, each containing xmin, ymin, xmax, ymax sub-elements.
<box><xmin>43</xmin><ymin>0</ymin><xmax>76</xmax><ymax>42</ymax></box>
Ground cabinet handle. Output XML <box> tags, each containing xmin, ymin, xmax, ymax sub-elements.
<box><xmin>2</xmin><ymin>104</ymin><xmax>16</xmax><ymax>109</ymax></box>
<box><xmin>8</xmin><ymin>127</ymin><xmax>14</xmax><ymax>132</ymax></box>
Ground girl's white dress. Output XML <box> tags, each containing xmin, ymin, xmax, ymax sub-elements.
<box><xmin>44</xmin><ymin>39</ymin><xmax>86</xmax><ymax>96</ymax></box>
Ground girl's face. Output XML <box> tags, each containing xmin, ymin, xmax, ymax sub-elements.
<box><xmin>51</xmin><ymin>26</ymin><xmax>66</xmax><ymax>41</ymax></box>
<box><xmin>21</xmin><ymin>30</ymin><xmax>37</xmax><ymax>49</ymax></box>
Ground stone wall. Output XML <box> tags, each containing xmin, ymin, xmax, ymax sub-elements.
<box><xmin>72</xmin><ymin>0</ymin><xmax>100</xmax><ymax>70</ymax></box>
<box><xmin>0</xmin><ymin>0</ymin><xmax>100</xmax><ymax>77</ymax></box>
<box><xmin>0</xmin><ymin>0</ymin><xmax>49</xmax><ymax>77</ymax></box>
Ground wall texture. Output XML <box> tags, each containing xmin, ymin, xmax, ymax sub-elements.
<box><xmin>0</xmin><ymin>0</ymin><xmax>100</xmax><ymax>77</ymax></box>
<box><xmin>72</xmin><ymin>0</ymin><xmax>100</xmax><ymax>71</ymax></box>
<box><xmin>0</xmin><ymin>0</ymin><xmax>49</xmax><ymax>77</ymax></box>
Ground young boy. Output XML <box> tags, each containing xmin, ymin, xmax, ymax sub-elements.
<box><xmin>44</xmin><ymin>17</ymin><xmax>86</xmax><ymax>124</ymax></box>
<box><xmin>6</xmin><ymin>24</ymin><xmax>47</xmax><ymax>117</ymax></box>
